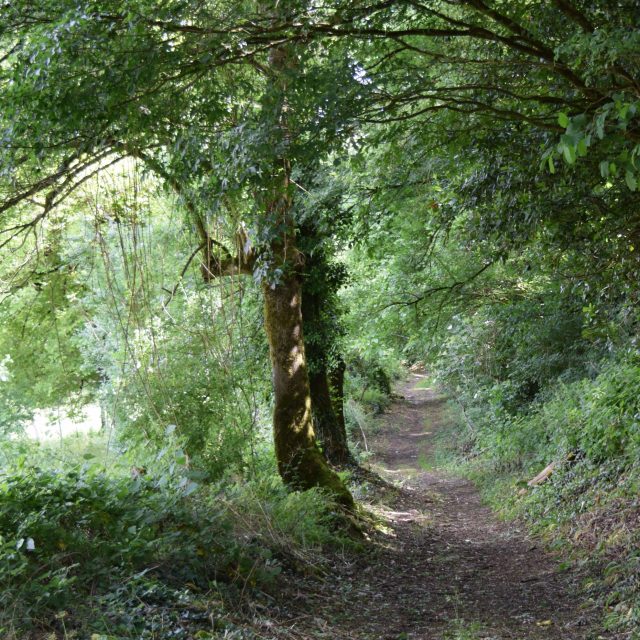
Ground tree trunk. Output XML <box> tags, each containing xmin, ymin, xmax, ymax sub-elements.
<box><xmin>263</xmin><ymin>273</ymin><xmax>353</xmax><ymax>507</ymax></box>
<box><xmin>328</xmin><ymin>357</ymin><xmax>351</xmax><ymax>458</ymax></box>
<box><xmin>258</xmin><ymin>34</ymin><xmax>352</xmax><ymax>507</ymax></box>
<box><xmin>309</xmin><ymin>360</ymin><xmax>353</xmax><ymax>466</ymax></box>
<box><xmin>299</xmin><ymin>243</ymin><xmax>353</xmax><ymax>466</ymax></box>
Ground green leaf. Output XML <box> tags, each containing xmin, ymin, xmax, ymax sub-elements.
<box><xmin>562</xmin><ymin>144</ymin><xmax>576</xmax><ymax>165</ymax></box>
<box><xmin>183</xmin><ymin>481</ymin><xmax>199</xmax><ymax>496</ymax></box>
<box><xmin>625</xmin><ymin>171</ymin><xmax>637</xmax><ymax>191</ymax></box>
<box><xmin>600</xmin><ymin>160</ymin><xmax>610</xmax><ymax>178</ymax></box>
<box><xmin>558</xmin><ymin>112</ymin><xmax>569</xmax><ymax>128</ymax></box>
<box><xmin>595</xmin><ymin>113</ymin><xmax>606</xmax><ymax>139</ymax></box>
<box><xmin>548</xmin><ymin>156</ymin><xmax>555</xmax><ymax>174</ymax></box>
<box><xmin>618</xmin><ymin>103</ymin><xmax>630</xmax><ymax>120</ymax></box>
<box><xmin>577</xmin><ymin>138</ymin><xmax>588</xmax><ymax>157</ymax></box>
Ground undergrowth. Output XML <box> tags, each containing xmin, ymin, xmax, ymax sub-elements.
<box><xmin>0</xmin><ymin>436</ymin><xmax>348</xmax><ymax>640</ymax></box>
<box><xmin>437</xmin><ymin>351</ymin><xmax>640</xmax><ymax>639</ymax></box>
<box><xmin>344</xmin><ymin>356</ymin><xmax>402</xmax><ymax>461</ymax></box>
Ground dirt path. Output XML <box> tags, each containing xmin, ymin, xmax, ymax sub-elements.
<box><xmin>278</xmin><ymin>374</ymin><xmax>602</xmax><ymax>640</ymax></box>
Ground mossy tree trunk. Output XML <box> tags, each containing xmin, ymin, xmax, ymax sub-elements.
<box><xmin>198</xmin><ymin>224</ymin><xmax>354</xmax><ymax>505</ymax></box>
<box><xmin>308</xmin><ymin>364</ymin><xmax>353</xmax><ymax>466</ymax></box>
<box><xmin>263</xmin><ymin>270</ymin><xmax>353</xmax><ymax>507</ymax></box>
<box><xmin>302</xmin><ymin>274</ymin><xmax>353</xmax><ymax>466</ymax></box>
<box><xmin>257</xmin><ymin>37</ymin><xmax>352</xmax><ymax>507</ymax></box>
<box><xmin>195</xmin><ymin>34</ymin><xmax>353</xmax><ymax>507</ymax></box>
<box><xmin>327</xmin><ymin>357</ymin><xmax>351</xmax><ymax>460</ymax></box>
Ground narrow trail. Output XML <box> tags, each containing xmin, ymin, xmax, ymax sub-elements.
<box><xmin>280</xmin><ymin>374</ymin><xmax>600</xmax><ymax>640</ymax></box>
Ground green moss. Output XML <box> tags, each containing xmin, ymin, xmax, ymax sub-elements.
<box><xmin>263</xmin><ymin>275</ymin><xmax>354</xmax><ymax>509</ymax></box>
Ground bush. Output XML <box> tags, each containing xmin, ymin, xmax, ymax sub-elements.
<box><xmin>436</xmin><ymin>290</ymin><xmax>590</xmax><ymax>420</ymax></box>
<box><xmin>0</xmin><ymin>462</ymin><xmax>222</xmax><ymax>636</ymax></box>
<box><xmin>0</xmin><ymin>451</ymin><xmax>341</xmax><ymax>639</ymax></box>
<box><xmin>471</xmin><ymin>352</ymin><xmax>640</xmax><ymax>471</ymax></box>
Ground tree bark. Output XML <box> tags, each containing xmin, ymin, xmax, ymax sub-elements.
<box><xmin>299</xmin><ymin>237</ymin><xmax>353</xmax><ymax>466</ymax></box>
<box><xmin>263</xmin><ymin>273</ymin><xmax>354</xmax><ymax>507</ymax></box>
<box><xmin>328</xmin><ymin>357</ymin><xmax>351</xmax><ymax>458</ymax></box>
<box><xmin>309</xmin><ymin>363</ymin><xmax>353</xmax><ymax>466</ymax></box>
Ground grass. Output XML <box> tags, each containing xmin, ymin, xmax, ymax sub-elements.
<box><xmin>413</xmin><ymin>375</ymin><xmax>436</xmax><ymax>389</ymax></box>
<box><xmin>417</xmin><ymin>449</ymin><xmax>434</xmax><ymax>471</ymax></box>
<box><xmin>444</xmin><ymin>619</ymin><xmax>488</xmax><ymax>640</ymax></box>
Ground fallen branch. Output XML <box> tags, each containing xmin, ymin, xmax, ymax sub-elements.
<box><xmin>527</xmin><ymin>461</ymin><xmax>557</xmax><ymax>486</ymax></box>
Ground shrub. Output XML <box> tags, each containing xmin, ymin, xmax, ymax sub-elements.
<box><xmin>0</xmin><ymin>453</ymin><xmax>340</xmax><ymax>639</ymax></box>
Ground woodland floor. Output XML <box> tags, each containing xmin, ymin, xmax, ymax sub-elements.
<box><xmin>261</xmin><ymin>374</ymin><xmax>606</xmax><ymax>640</ymax></box>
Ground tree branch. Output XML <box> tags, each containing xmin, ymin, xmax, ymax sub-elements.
<box><xmin>552</xmin><ymin>0</ymin><xmax>595</xmax><ymax>32</ymax></box>
<box><xmin>380</xmin><ymin>260</ymin><xmax>496</xmax><ymax>311</ymax></box>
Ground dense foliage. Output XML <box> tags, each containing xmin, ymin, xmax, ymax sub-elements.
<box><xmin>1</xmin><ymin>0</ymin><xmax>639</xmax><ymax>637</ymax></box>
<box><xmin>0</xmin><ymin>441</ymin><xmax>341</xmax><ymax>638</ymax></box>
